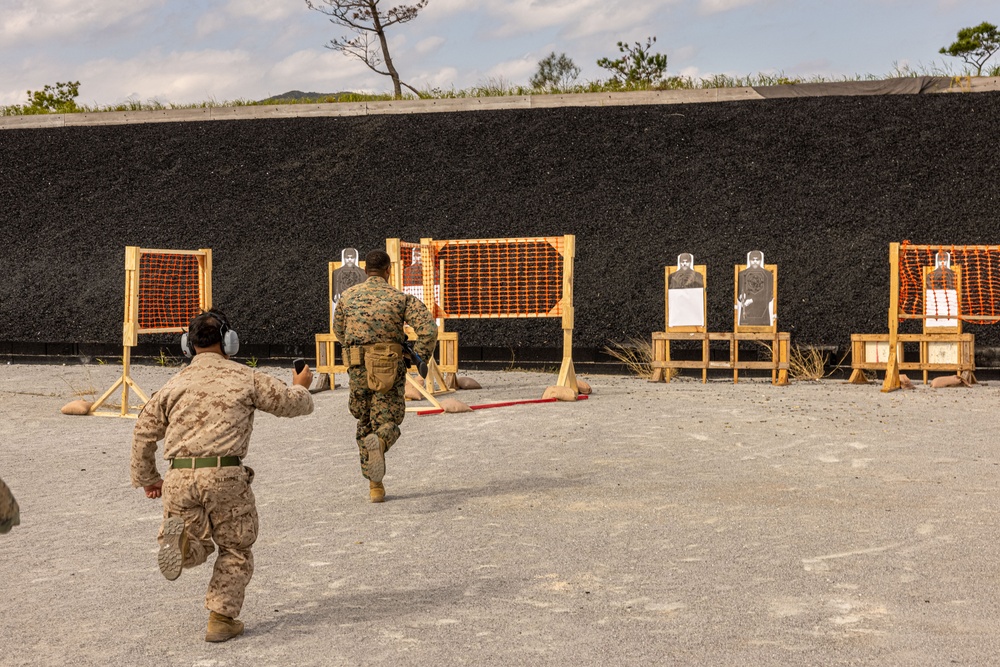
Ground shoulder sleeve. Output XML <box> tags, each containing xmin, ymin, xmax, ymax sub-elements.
<box><xmin>252</xmin><ymin>371</ymin><xmax>314</xmax><ymax>418</ymax></box>
<box><xmin>333</xmin><ymin>292</ymin><xmax>347</xmax><ymax>342</ymax></box>
<box><xmin>131</xmin><ymin>392</ymin><xmax>168</xmax><ymax>488</ymax></box>
<box><xmin>404</xmin><ymin>294</ymin><xmax>438</xmax><ymax>361</ymax></box>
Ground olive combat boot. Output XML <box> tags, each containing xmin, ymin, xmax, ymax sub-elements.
<box><xmin>370</xmin><ymin>480</ymin><xmax>385</xmax><ymax>503</ymax></box>
<box><xmin>158</xmin><ymin>515</ymin><xmax>188</xmax><ymax>581</ymax></box>
<box><xmin>364</xmin><ymin>433</ymin><xmax>385</xmax><ymax>483</ymax></box>
<box><xmin>205</xmin><ymin>611</ymin><xmax>244</xmax><ymax>643</ymax></box>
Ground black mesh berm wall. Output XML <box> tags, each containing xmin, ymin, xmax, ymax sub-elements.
<box><xmin>1</xmin><ymin>92</ymin><xmax>998</xmax><ymax>362</ymax></box>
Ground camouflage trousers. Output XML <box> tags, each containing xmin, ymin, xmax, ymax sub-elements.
<box><xmin>348</xmin><ymin>365</ymin><xmax>406</xmax><ymax>479</ymax></box>
<box><xmin>0</xmin><ymin>477</ymin><xmax>19</xmax><ymax>534</ymax></box>
<box><xmin>160</xmin><ymin>466</ymin><xmax>258</xmax><ymax>618</ymax></box>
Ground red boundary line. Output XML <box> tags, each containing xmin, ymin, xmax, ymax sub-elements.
<box><xmin>417</xmin><ymin>394</ymin><xmax>588</xmax><ymax>416</ymax></box>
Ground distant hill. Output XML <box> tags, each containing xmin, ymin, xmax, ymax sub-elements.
<box><xmin>260</xmin><ymin>90</ymin><xmax>356</xmax><ymax>103</ymax></box>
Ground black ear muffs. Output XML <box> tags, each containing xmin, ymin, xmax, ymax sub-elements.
<box><xmin>181</xmin><ymin>311</ymin><xmax>240</xmax><ymax>358</ymax></box>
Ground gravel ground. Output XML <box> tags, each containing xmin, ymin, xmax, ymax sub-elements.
<box><xmin>2</xmin><ymin>363</ymin><xmax>999</xmax><ymax>666</ymax></box>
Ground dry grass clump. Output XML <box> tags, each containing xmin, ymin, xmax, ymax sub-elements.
<box><xmin>788</xmin><ymin>345</ymin><xmax>833</xmax><ymax>381</ymax></box>
<box><xmin>755</xmin><ymin>343</ymin><xmax>835</xmax><ymax>381</ymax></box>
<box><xmin>603</xmin><ymin>337</ymin><xmax>662</xmax><ymax>379</ymax></box>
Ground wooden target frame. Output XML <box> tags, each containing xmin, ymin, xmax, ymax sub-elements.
<box><xmin>418</xmin><ymin>235</ymin><xmax>577</xmax><ymax>391</ymax></box>
<box><xmin>878</xmin><ymin>242</ymin><xmax>979</xmax><ymax>391</ymax></box>
<box><xmin>91</xmin><ymin>246</ymin><xmax>211</xmax><ymax>417</ymax></box>
<box><xmin>651</xmin><ymin>260</ymin><xmax>788</xmax><ymax>385</ymax></box>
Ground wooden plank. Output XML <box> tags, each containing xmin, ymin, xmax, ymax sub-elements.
<box><xmin>557</xmin><ymin>235</ymin><xmax>577</xmax><ymax>391</ymax></box>
<box><xmin>200</xmin><ymin>248</ymin><xmax>212</xmax><ymax>311</ymax></box>
<box><xmin>732</xmin><ymin>361</ymin><xmax>790</xmax><ymax>370</ymax></box>
<box><xmin>138</xmin><ymin>248</ymin><xmax>210</xmax><ymax>256</ymax></box>
<box><xmin>649</xmin><ymin>360</ymin><xmax>710</xmax><ymax>369</ymax></box>
<box><xmin>431</xmin><ymin>236</ymin><xmax>563</xmax><ymax>247</ymax></box>
<box><xmin>882</xmin><ymin>242</ymin><xmax>902</xmax><ymax>392</ymax></box>
<box><xmin>367</xmin><ymin>97</ymin><xmax>531</xmax><ymax>115</ymax></box>
<box><xmin>65</xmin><ymin>109</ymin><xmax>212</xmax><ymax>126</ymax></box>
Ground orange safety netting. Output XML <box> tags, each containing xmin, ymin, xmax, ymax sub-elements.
<box><xmin>898</xmin><ymin>241</ymin><xmax>1000</xmax><ymax>323</ymax></box>
<box><xmin>429</xmin><ymin>238</ymin><xmax>565</xmax><ymax>318</ymax></box>
<box><xmin>137</xmin><ymin>252</ymin><xmax>203</xmax><ymax>329</ymax></box>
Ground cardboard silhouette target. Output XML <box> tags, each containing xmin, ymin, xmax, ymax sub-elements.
<box><xmin>666</xmin><ymin>253</ymin><xmax>706</xmax><ymax>330</ymax></box>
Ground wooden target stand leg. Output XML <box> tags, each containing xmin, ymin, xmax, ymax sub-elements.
<box><xmin>405</xmin><ymin>372</ymin><xmax>443</xmax><ymax>412</ymax></box>
<box><xmin>421</xmin><ymin>357</ymin><xmax>453</xmax><ymax>396</ymax></box>
<box><xmin>89</xmin><ymin>346</ymin><xmax>150</xmax><ymax>418</ymax></box>
<box><xmin>557</xmin><ymin>355</ymin><xmax>578</xmax><ymax>390</ymax></box>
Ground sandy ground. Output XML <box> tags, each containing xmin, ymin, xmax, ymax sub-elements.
<box><xmin>1</xmin><ymin>362</ymin><xmax>1000</xmax><ymax>666</ymax></box>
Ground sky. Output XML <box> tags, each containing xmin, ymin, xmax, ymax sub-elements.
<box><xmin>1</xmin><ymin>0</ymin><xmax>996</xmax><ymax>108</ymax></box>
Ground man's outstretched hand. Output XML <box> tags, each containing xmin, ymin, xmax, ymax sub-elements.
<box><xmin>293</xmin><ymin>364</ymin><xmax>313</xmax><ymax>389</ymax></box>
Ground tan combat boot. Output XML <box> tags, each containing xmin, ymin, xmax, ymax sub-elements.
<box><xmin>205</xmin><ymin>611</ymin><xmax>244</xmax><ymax>642</ymax></box>
<box><xmin>369</xmin><ymin>480</ymin><xmax>385</xmax><ymax>503</ymax></box>
<box><xmin>363</xmin><ymin>433</ymin><xmax>385</xmax><ymax>483</ymax></box>
<box><xmin>158</xmin><ymin>515</ymin><xmax>188</xmax><ymax>581</ymax></box>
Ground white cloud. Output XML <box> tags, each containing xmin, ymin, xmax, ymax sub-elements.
<box><xmin>485</xmin><ymin>55</ymin><xmax>537</xmax><ymax>82</ymax></box>
<box><xmin>697</xmin><ymin>0</ymin><xmax>765</xmax><ymax>13</ymax></box>
<box><xmin>415</xmin><ymin>36</ymin><xmax>446</xmax><ymax>55</ymax></box>
<box><xmin>268</xmin><ymin>48</ymin><xmax>380</xmax><ymax>93</ymax></box>
<box><xmin>0</xmin><ymin>0</ymin><xmax>164</xmax><ymax>44</ymax></box>
<box><xmin>422</xmin><ymin>0</ymin><xmax>478</xmax><ymax>16</ymax></box>
<box><xmin>672</xmin><ymin>45</ymin><xmax>697</xmax><ymax>63</ymax></box>
<box><xmin>423</xmin><ymin>0</ymin><xmax>673</xmax><ymax>40</ymax></box>
<box><xmin>487</xmin><ymin>0</ymin><xmax>666</xmax><ymax>39</ymax></box>
<box><xmin>225</xmin><ymin>0</ymin><xmax>298</xmax><ymax>22</ymax></box>
<box><xmin>195</xmin><ymin>12</ymin><xmax>230</xmax><ymax>38</ymax></box>
<box><xmin>411</xmin><ymin>66</ymin><xmax>461</xmax><ymax>90</ymax></box>
<box><xmin>271</xmin><ymin>48</ymin><xmax>364</xmax><ymax>80</ymax></box>
<box><xmin>77</xmin><ymin>49</ymin><xmax>260</xmax><ymax>105</ymax></box>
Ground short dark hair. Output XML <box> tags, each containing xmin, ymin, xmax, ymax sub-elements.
<box><xmin>365</xmin><ymin>250</ymin><xmax>391</xmax><ymax>272</ymax></box>
<box><xmin>188</xmin><ymin>308</ymin><xmax>229</xmax><ymax>349</ymax></box>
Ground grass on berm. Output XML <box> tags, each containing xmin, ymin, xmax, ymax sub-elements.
<box><xmin>3</xmin><ymin>61</ymin><xmax>996</xmax><ymax>117</ymax></box>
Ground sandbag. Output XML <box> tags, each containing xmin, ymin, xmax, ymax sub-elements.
<box><xmin>61</xmin><ymin>399</ymin><xmax>93</xmax><ymax>415</ymax></box>
<box><xmin>456</xmin><ymin>376</ymin><xmax>482</xmax><ymax>390</ymax></box>
<box><xmin>931</xmin><ymin>375</ymin><xmax>969</xmax><ymax>388</ymax></box>
<box><xmin>439</xmin><ymin>398</ymin><xmax>472</xmax><ymax>413</ymax></box>
<box><xmin>542</xmin><ymin>386</ymin><xmax>578</xmax><ymax>401</ymax></box>
<box><xmin>576</xmin><ymin>378</ymin><xmax>592</xmax><ymax>395</ymax></box>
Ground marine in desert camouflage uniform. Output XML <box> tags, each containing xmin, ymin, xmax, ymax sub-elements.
<box><xmin>0</xmin><ymin>477</ymin><xmax>20</xmax><ymax>534</ymax></box>
<box><xmin>333</xmin><ymin>249</ymin><xmax>437</xmax><ymax>503</ymax></box>
<box><xmin>131</xmin><ymin>309</ymin><xmax>314</xmax><ymax>642</ymax></box>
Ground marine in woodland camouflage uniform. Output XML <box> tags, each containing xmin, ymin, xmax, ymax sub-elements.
<box><xmin>333</xmin><ymin>250</ymin><xmax>437</xmax><ymax>502</ymax></box>
<box><xmin>131</xmin><ymin>309</ymin><xmax>314</xmax><ymax>642</ymax></box>
<box><xmin>0</xmin><ymin>477</ymin><xmax>20</xmax><ymax>534</ymax></box>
